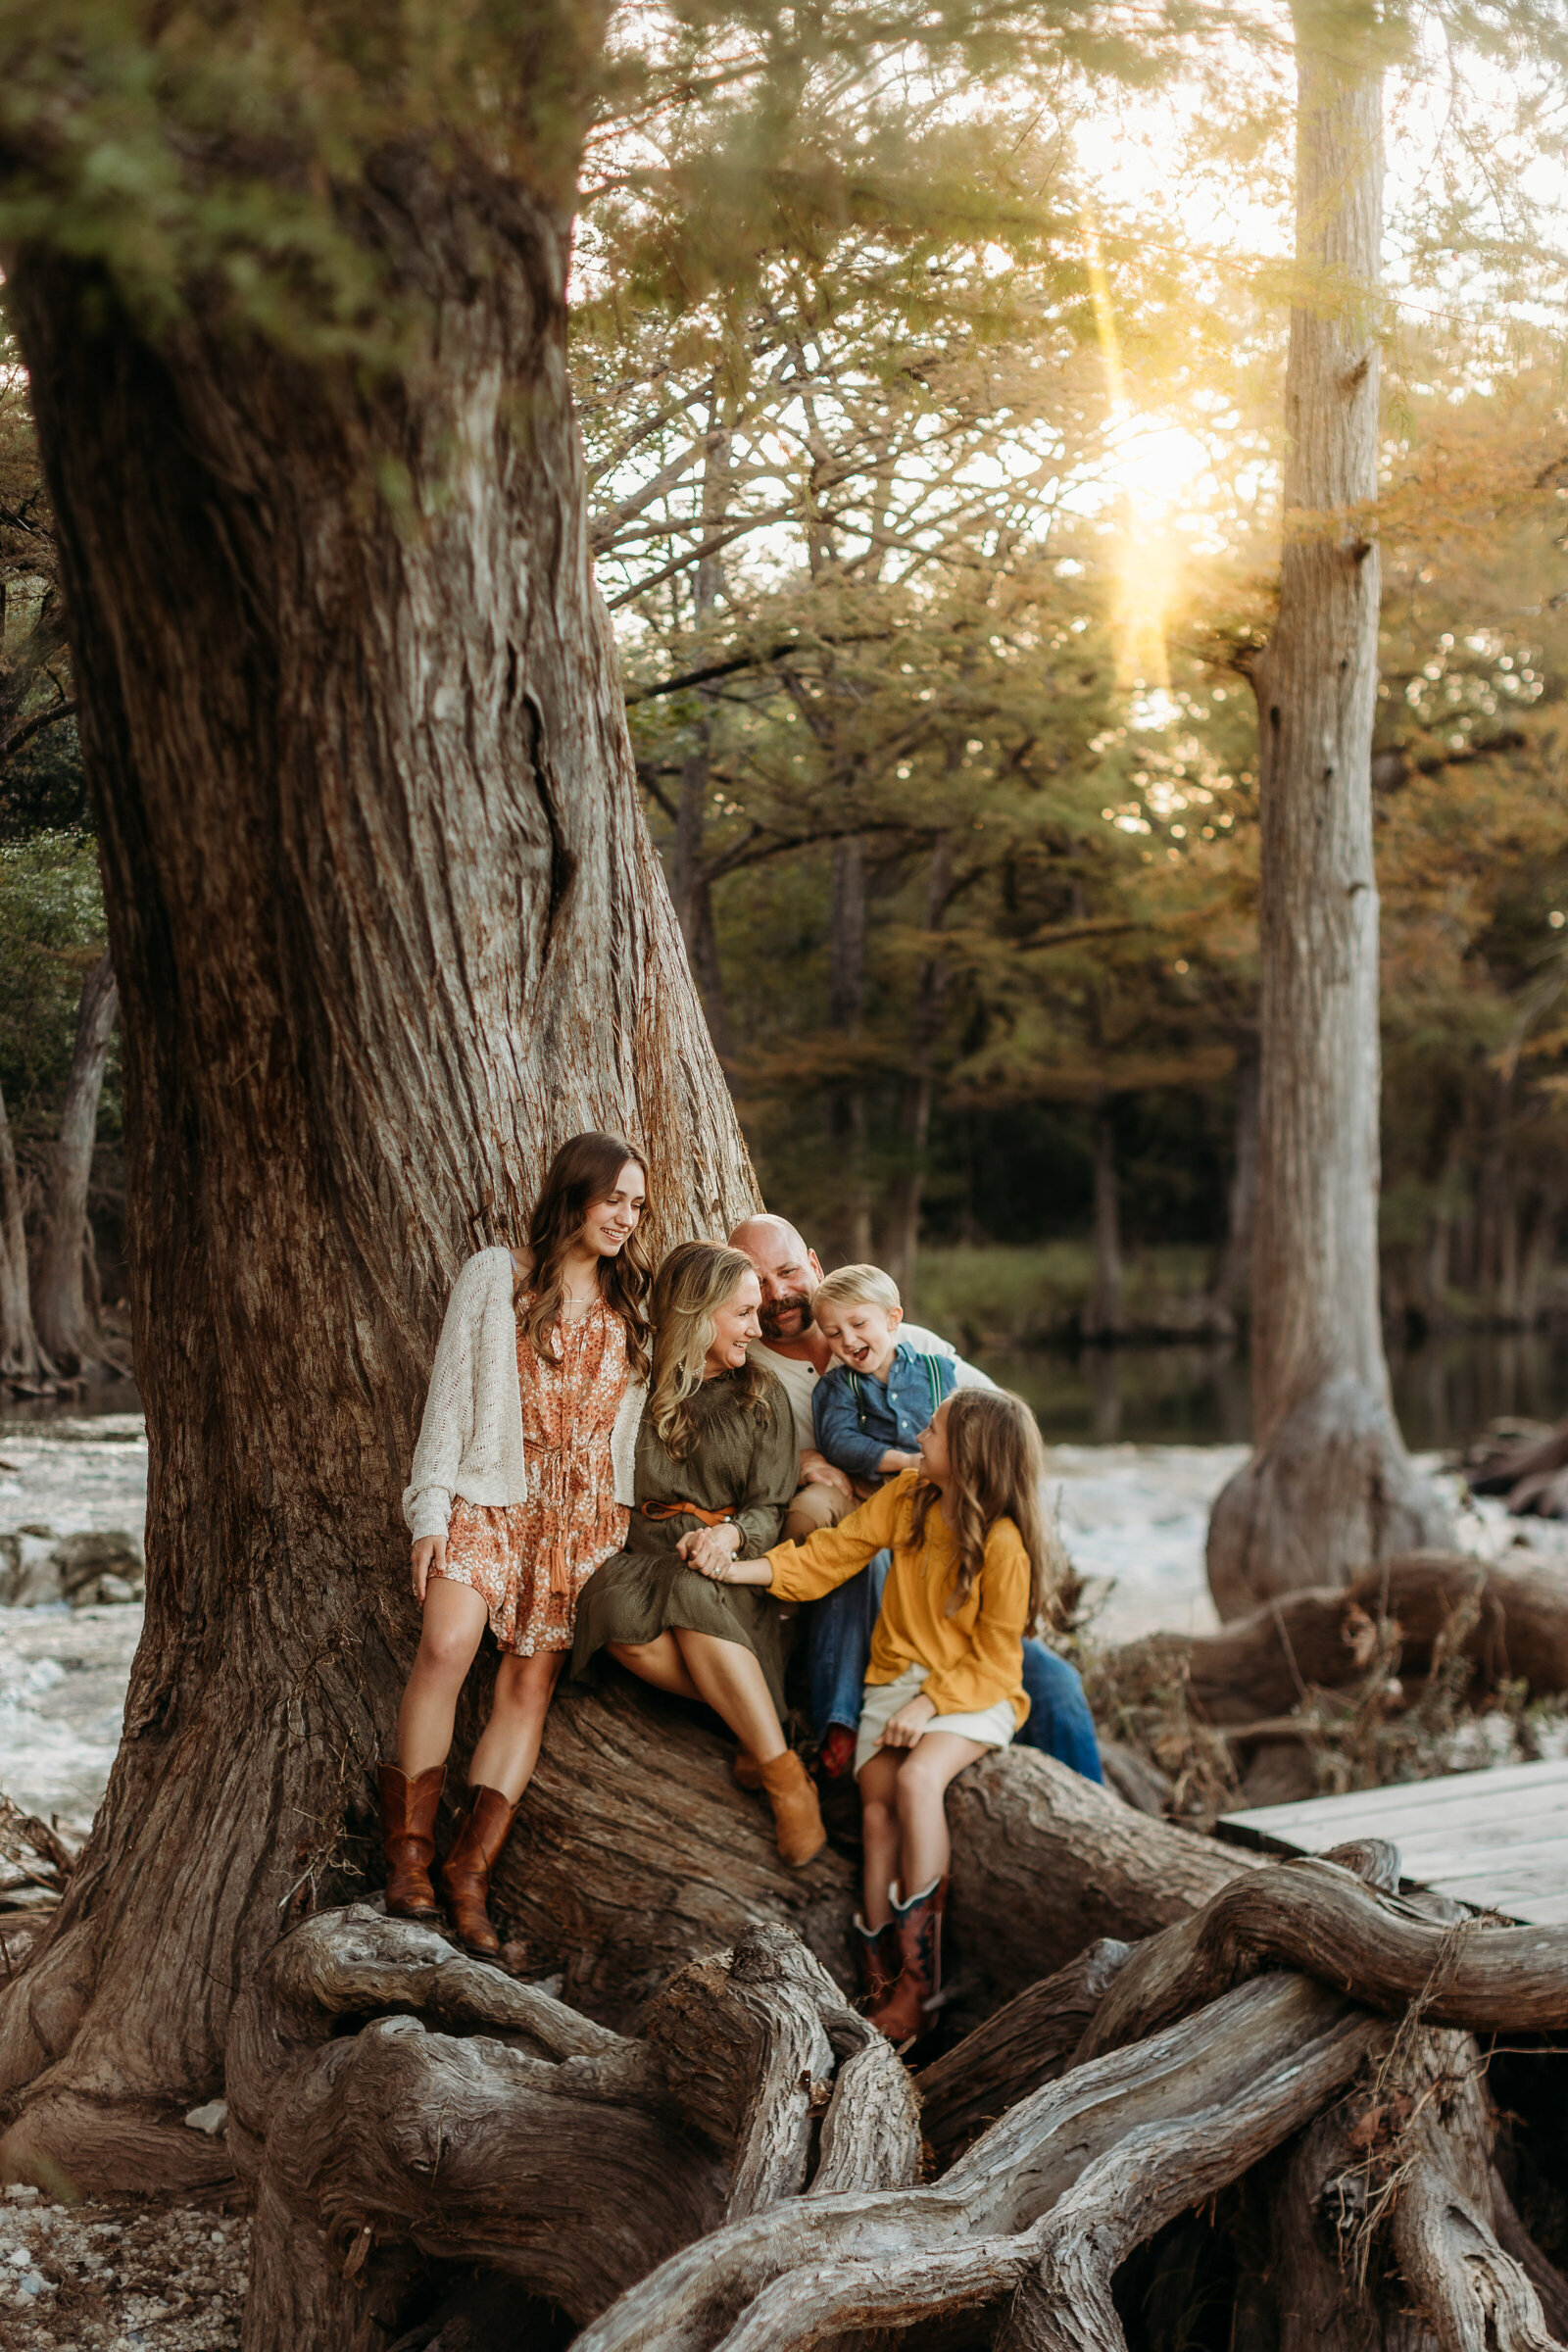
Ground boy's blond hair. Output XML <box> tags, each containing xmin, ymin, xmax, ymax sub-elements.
<box><xmin>814</xmin><ymin>1262</ymin><xmax>902</xmax><ymax>1316</ymax></box>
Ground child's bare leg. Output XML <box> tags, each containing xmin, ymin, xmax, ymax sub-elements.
<box><xmin>892</xmin><ymin>1732</ymin><xmax>989</xmax><ymax>1892</ymax></box>
<box><xmin>396</xmin><ymin>1581</ymin><xmax>489</xmax><ymax>1774</ymax></box>
<box><xmin>856</xmin><ymin>1749</ymin><xmax>902</xmax><ymax>1926</ymax></box>
<box><xmin>672</xmin><ymin>1630</ymin><xmax>788</xmax><ymax>1761</ymax></box>
<box><xmin>609</xmin><ymin>1636</ymin><xmax>701</xmax><ymax>1699</ymax></box>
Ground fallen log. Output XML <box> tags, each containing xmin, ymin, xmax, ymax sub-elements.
<box><xmin>944</xmin><ymin>1747</ymin><xmax>1258</xmax><ymax>2005</ymax></box>
<box><xmin>1103</xmin><ymin>1550</ymin><xmax>1568</xmax><ymax>1727</ymax></box>
<box><xmin>1470</xmin><ymin>1418</ymin><xmax>1568</xmax><ymax>1516</ymax></box>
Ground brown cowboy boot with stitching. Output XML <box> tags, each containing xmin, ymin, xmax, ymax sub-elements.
<box><xmin>378</xmin><ymin>1762</ymin><xmax>445</xmax><ymax>1922</ymax></box>
<box><xmin>758</xmin><ymin>1748</ymin><xmax>827</xmax><ymax>1867</ymax></box>
<box><xmin>867</xmin><ymin>1875</ymin><xmax>948</xmax><ymax>2052</ymax></box>
<box><xmin>438</xmin><ymin>1783</ymin><xmax>518</xmax><ymax>1956</ymax></box>
<box><xmin>853</xmin><ymin>1911</ymin><xmax>902</xmax><ymax>2010</ymax></box>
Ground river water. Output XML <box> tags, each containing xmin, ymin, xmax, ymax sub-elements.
<box><xmin>978</xmin><ymin>1329</ymin><xmax>1568</xmax><ymax>1451</ymax></box>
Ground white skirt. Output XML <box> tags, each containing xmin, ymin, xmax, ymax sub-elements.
<box><xmin>854</xmin><ymin>1660</ymin><xmax>1017</xmax><ymax>1777</ymax></box>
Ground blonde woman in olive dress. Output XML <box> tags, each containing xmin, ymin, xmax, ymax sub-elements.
<box><xmin>572</xmin><ymin>1240</ymin><xmax>826</xmax><ymax>1865</ymax></box>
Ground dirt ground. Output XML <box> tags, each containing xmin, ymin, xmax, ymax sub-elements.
<box><xmin>0</xmin><ymin>2182</ymin><xmax>250</xmax><ymax>2351</ymax></box>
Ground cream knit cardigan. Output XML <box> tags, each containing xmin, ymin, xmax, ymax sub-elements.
<box><xmin>402</xmin><ymin>1246</ymin><xmax>646</xmax><ymax>1543</ymax></box>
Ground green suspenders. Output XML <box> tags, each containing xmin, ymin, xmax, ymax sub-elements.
<box><xmin>845</xmin><ymin>1352</ymin><xmax>946</xmax><ymax>1434</ymax></box>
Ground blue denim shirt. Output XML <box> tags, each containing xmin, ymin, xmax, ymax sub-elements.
<box><xmin>811</xmin><ymin>1342</ymin><xmax>958</xmax><ymax>1480</ymax></box>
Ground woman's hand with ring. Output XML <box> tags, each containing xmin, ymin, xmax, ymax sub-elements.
<box><xmin>678</xmin><ymin>1524</ymin><xmax>740</xmax><ymax>1576</ymax></box>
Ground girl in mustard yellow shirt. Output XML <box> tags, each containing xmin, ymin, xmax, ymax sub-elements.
<box><xmin>694</xmin><ymin>1388</ymin><xmax>1054</xmax><ymax>2051</ymax></box>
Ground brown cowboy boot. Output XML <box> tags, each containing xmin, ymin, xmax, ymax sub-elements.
<box><xmin>438</xmin><ymin>1784</ymin><xmax>518</xmax><ymax>1956</ymax></box>
<box><xmin>852</xmin><ymin>1910</ymin><xmax>902</xmax><ymax>2010</ymax></box>
<box><xmin>377</xmin><ymin>1762</ymin><xmax>445</xmax><ymax>1922</ymax></box>
<box><xmin>867</xmin><ymin>1875</ymin><xmax>948</xmax><ymax>2053</ymax></box>
<box><xmin>757</xmin><ymin>1748</ymin><xmax>827</xmax><ymax>1867</ymax></box>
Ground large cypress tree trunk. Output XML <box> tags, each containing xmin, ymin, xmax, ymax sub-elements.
<box><xmin>0</xmin><ymin>136</ymin><xmax>756</xmax><ymax>2189</ymax></box>
<box><xmin>1206</xmin><ymin>0</ymin><xmax>1448</xmax><ymax>1621</ymax></box>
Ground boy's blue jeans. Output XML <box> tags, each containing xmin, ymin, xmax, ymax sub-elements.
<box><xmin>803</xmin><ymin>1550</ymin><xmax>1104</xmax><ymax>1785</ymax></box>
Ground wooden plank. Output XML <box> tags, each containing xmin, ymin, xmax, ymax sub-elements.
<box><xmin>1380</xmin><ymin>1815</ymin><xmax>1568</xmax><ymax>1869</ymax></box>
<box><xmin>1219</xmin><ymin>1759</ymin><xmax>1568</xmax><ymax>1856</ymax></box>
<box><xmin>1217</xmin><ymin>1757</ymin><xmax>1568</xmax><ymax>1929</ymax></box>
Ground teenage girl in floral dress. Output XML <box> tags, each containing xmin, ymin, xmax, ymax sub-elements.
<box><xmin>381</xmin><ymin>1132</ymin><xmax>651</xmax><ymax>1956</ymax></box>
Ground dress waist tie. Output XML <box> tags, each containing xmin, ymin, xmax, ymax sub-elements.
<box><xmin>524</xmin><ymin>1438</ymin><xmax>577</xmax><ymax>1598</ymax></box>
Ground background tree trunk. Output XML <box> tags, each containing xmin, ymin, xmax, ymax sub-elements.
<box><xmin>1207</xmin><ymin>0</ymin><xmax>1449</xmax><ymax>1620</ymax></box>
<box><xmin>0</xmin><ymin>1078</ymin><xmax>53</xmax><ymax>1387</ymax></box>
<box><xmin>669</xmin><ymin>407</ymin><xmax>735</xmax><ymax>1065</ymax></box>
<box><xmin>1211</xmin><ymin>1038</ymin><xmax>1258</xmax><ymax>1319</ymax></box>
<box><xmin>827</xmin><ymin>833</ymin><xmax>871</xmax><ymax>1263</ymax></box>
<box><xmin>31</xmin><ymin>948</ymin><xmax>122</xmax><ymax>1378</ymax></box>
<box><xmin>886</xmin><ymin>834</ymin><xmax>952</xmax><ymax>1306</ymax></box>
<box><xmin>1082</xmin><ymin>1102</ymin><xmax>1125</xmax><ymax>1340</ymax></box>
<box><xmin>0</xmin><ymin>139</ymin><xmax>757</xmax><ymax>2192</ymax></box>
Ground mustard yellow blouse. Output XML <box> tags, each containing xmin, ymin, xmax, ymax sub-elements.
<box><xmin>765</xmin><ymin>1469</ymin><xmax>1031</xmax><ymax>1725</ymax></box>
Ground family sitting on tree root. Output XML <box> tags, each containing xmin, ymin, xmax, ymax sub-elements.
<box><xmin>380</xmin><ymin>1131</ymin><xmax>1101</xmax><ymax>2050</ymax></box>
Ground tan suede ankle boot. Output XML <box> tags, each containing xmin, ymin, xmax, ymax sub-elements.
<box><xmin>757</xmin><ymin>1749</ymin><xmax>826</xmax><ymax>1867</ymax></box>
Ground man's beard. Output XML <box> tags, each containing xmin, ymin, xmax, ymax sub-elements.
<box><xmin>759</xmin><ymin>1287</ymin><xmax>814</xmax><ymax>1341</ymax></box>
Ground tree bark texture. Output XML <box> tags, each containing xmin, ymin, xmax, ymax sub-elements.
<box><xmin>1210</xmin><ymin>0</ymin><xmax>1450</xmax><ymax>1616</ymax></box>
<box><xmin>0</xmin><ymin>134</ymin><xmax>757</xmax><ymax>2189</ymax></box>
<box><xmin>31</xmin><ymin>948</ymin><xmax>123</xmax><ymax>1377</ymax></box>
<box><xmin>0</xmin><ymin>1076</ymin><xmax>52</xmax><ymax>1386</ymax></box>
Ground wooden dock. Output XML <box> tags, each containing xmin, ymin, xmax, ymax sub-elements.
<box><xmin>1217</xmin><ymin>1756</ymin><xmax>1568</xmax><ymax>1926</ymax></box>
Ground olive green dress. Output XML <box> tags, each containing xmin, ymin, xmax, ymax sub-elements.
<box><xmin>570</xmin><ymin>1368</ymin><xmax>798</xmax><ymax>1713</ymax></box>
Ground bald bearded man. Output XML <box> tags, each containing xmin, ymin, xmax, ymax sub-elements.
<box><xmin>728</xmin><ymin>1213</ymin><xmax>1104</xmax><ymax>1788</ymax></box>
<box><xmin>727</xmin><ymin>1214</ymin><xmax>993</xmax><ymax>1543</ymax></box>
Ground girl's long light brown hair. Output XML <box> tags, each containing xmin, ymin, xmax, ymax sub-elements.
<box><xmin>906</xmin><ymin>1389</ymin><xmax>1060</xmax><ymax>1625</ymax></box>
<box><xmin>647</xmin><ymin>1240</ymin><xmax>769</xmax><ymax>1458</ymax></box>
<box><xmin>515</xmin><ymin>1132</ymin><xmax>653</xmax><ymax>1377</ymax></box>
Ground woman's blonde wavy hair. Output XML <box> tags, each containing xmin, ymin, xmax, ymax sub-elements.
<box><xmin>906</xmin><ymin>1389</ymin><xmax>1063</xmax><ymax>1628</ymax></box>
<box><xmin>648</xmin><ymin>1240</ymin><xmax>768</xmax><ymax>1458</ymax></box>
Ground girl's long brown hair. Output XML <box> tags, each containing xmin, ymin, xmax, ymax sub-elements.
<box><xmin>906</xmin><ymin>1389</ymin><xmax>1061</xmax><ymax>1626</ymax></box>
<box><xmin>647</xmin><ymin>1240</ymin><xmax>769</xmax><ymax>1458</ymax></box>
<box><xmin>515</xmin><ymin>1132</ymin><xmax>653</xmax><ymax>1377</ymax></box>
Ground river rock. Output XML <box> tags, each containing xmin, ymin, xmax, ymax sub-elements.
<box><xmin>53</xmin><ymin>1529</ymin><xmax>144</xmax><ymax>1603</ymax></box>
<box><xmin>0</xmin><ymin>1534</ymin><xmax>64</xmax><ymax>1608</ymax></box>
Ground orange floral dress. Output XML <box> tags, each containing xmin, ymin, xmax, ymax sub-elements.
<box><xmin>438</xmin><ymin>1298</ymin><xmax>630</xmax><ymax>1655</ymax></box>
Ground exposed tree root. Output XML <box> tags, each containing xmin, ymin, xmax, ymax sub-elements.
<box><xmin>1078</xmin><ymin>1851</ymin><xmax>1568</xmax><ymax>2060</ymax></box>
<box><xmin>574</xmin><ymin>1976</ymin><xmax>1382</xmax><ymax>2352</ymax></box>
<box><xmin>916</xmin><ymin>1938</ymin><xmax>1132</xmax><ymax>2162</ymax></box>
<box><xmin>225</xmin><ymin>1909</ymin><xmax>917</xmax><ymax>2352</ymax></box>
<box><xmin>58</xmin><ymin>1763</ymin><xmax>1567</xmax><ymax>2352</ymax></box>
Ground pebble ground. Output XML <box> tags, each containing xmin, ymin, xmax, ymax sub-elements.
<box><xmin>0</xmin><ymin>2183</ymin><xmax>249</xmax><ymax>2351</ymax></box>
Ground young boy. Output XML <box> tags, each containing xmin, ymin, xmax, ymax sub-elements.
<box><xmin>800</xmin><ymin>1265</ymin><xmax>1102</xmax><ymax>1790</ymax></box>
<box><xmin>809</xmin><ymin>1264</ymin><xmax>961</xmax><ymax>1489</ymax></box>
